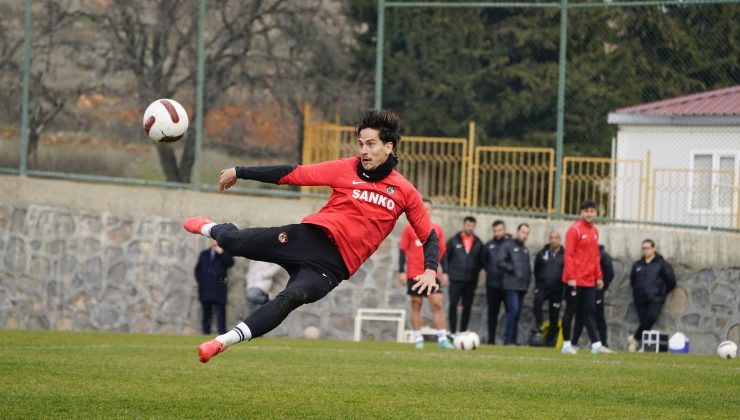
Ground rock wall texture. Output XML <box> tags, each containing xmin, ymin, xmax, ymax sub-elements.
<box><xmin>0</xmin><ymin>175</ymin><xmax>738</xmax><ymax>353</ymax></box>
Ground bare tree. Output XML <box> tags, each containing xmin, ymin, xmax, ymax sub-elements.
<box><xmin>80</xmin><ymin>0</ymin><xmax>358</xmax><ymax>182</ymax></box>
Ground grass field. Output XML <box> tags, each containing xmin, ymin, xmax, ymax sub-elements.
<box><xmin>1</xmin><ymin>330</ymin><xmax>738</xmax><ymax>419</ymax></box>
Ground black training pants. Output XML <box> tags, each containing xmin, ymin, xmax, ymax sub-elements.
<box><xmin>532</xmin><ymin>287</ymin><xmax>563</xmax><ymax>347</ymax></box>
<box><xmin>562</xmin><ymin>286</ymin><xmax>600</xmax><ymax>344</ymax></box>
<box><xmin>573</xmin><ymin>289</ymin><xmax>607</xmax><ymax>346</ymax></box>
<box><xmin>211</xmin><ymin>223</ymin><xmax>348</xmax><ymax>338</ymax></box>
<box><xmin>634</xmin><ymin>300</ymin><xmax>664</xmax><ymax>341</ymax></box>
<box><xmin>448</xmin><ymin>280</ymin><xmax>476</xmax><ymax>334</ymax></box>
<box><xmin>486</xmin><ymin>286</ymin><xmax>505</xmax><ymax>344</ymax></box>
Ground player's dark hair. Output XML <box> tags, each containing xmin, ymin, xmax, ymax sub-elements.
<box><xmin>580</xmin><ymin>199</ymin><xmax>597</xmax><ymax>211</ymax></box>
<box><xmin>464</xmin><ymin>216</ymin><xmax>476</xmax><ymax>224</ymax></box>
<box><xmin>422</xmin><ymin>198</ymin><xmax>432</xmax><ymax>206</ymax></box>
<box><xmin>356</xmin><ymin>109</ymin><xmax>401</xmax><ymax>151</ymax></box>
<box><xmin>517</xmin><ymin>223</ymin><xmax>530</xmax><ymax>231</ymax></box>
<box><xmin>492</xmin><ymin>220</ymin><xmax>505</xmax><ymax>228</ymax></box>
<box><xmin>642</xmin><ymin>239</ymin><xmax>656</xmax><ymax>248</ymax></box>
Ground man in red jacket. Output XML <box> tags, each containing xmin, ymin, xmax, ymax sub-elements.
<box><xmin>183</xmin><ymin>109</ymin><xmax>441</xmax><ymax>363</ymax></box>
<box><xmin>398</xmin><ymin>198</ymin><xmax>453</xmax><ymax>349</ymax></box>
<box><xmin>560</xmin><ymin>200</ymin><xmax>614</xmax><ymax>355</ymax></box>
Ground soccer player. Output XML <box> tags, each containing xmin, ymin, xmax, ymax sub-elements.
<box><xmin>532</xmin><ymin>230</ymin><xmax>565</xmax><ymax>347</ymax></box>
<box><xmin>560</xmin><ymin>200</ymin><xmax>613</xmax><ymax>355</ymax></box>
<box><xmin>398</xmin><ymin>198</ymin><xmax>454</xmax><ymax>349</ymax></box>
<box><xmin>441</xmin><ymin>216</ymin><xmax>483</xmax><ymax>335</ymax></box>
<box><xmin>627</xmin><ymin>239</ymin><xmax>676</xmax><ymax>352</ymax></box>
<box><xmin>572</xmin><ymin>244</ymin><xmax>614</xmax><ymax>347</ymax></box>
<box><xmin>184</xmin><ymin>109</ymin><xmax>441</xmax><ymax>363</ymax></box>
<box><xmin>481</xmin><ymin>220</ymin><xmax>511</xmax><ymax>344</ymax></box>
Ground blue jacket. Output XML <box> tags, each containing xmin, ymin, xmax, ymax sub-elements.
<box><xmin>194</xmin><ymin>248</ymin><xmax>235</xmax><ymax>304</ymax></box>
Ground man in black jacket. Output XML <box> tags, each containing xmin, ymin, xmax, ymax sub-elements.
<box><xmin>496</xmin><ymin>223</ymin><xmax>532</xmax><ymax>345</ymax></box>
<box><xmin>442</xmin><ymin>216</ymin><xmax>483</xmax><ymax>334</ymax></box>
<box><xmin>628</xmin><ymin>239</ymin><xmax>676</xmax><ymax>352</ymax></box>
<box><xmin>573</xmin><ymin>244</ymin><xmax>614</xmax><ymax>347</ymax></box>
<box><xmin>481</xmin><ymin>220</ymin><xmax>511</xmax><ymax>344</ymax></box>
<box><xmin>532</xmin><ymin>231</ymin><xmax>564</xmax><ymax>347</ymax></box>
<box><xmin>194</xmin><ymin>239</ymin><xmax>235</xmax><ymax>334</ymax></box>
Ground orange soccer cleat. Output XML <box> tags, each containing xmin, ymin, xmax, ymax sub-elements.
<box><xmin>197</xmin><ymin>339</ymin><xmax>225</xmax><ymax>363</ymax></box>
<box><xmin>183</xmin><ymin>216</ymin><xmax>214</xmax><ymax>235</ymax></box>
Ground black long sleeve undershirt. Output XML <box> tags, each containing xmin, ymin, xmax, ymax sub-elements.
<box><xmin>423</xmin><ymin>229</ymin><xmax>440</xmax><ymax>271</ymax></box>
<box><xmin>236</xmin><ymin>165</ymin><xmax>296</xmax><ymax>184</ymax></box>
<box><xmin>398</xmin><ymin>250</ymin><xmax>406</xmax><ymax>273</ymax></box>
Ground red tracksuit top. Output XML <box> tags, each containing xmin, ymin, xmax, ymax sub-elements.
<box><xmin>400</xmin><ymin>223</ymin><xmax>446</xmax><ymax>279</ymax></box>
<box><xmin>562</xmin><ymin>219</ymin><xmax>603</xmax><ymax>287</ymax></box>
<box><xmin>278</xmin><ymin>157</ymin><xmax>433</xmax><ymax>277</ymax></box>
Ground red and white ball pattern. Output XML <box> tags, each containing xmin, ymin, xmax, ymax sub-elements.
<box><xmin>453</xmin><ymin>332</ymin><xmax>480</xmax><ymax>351</ymax></box>
<box><xmin>717</xmin><ymin>340</ymin><xmax>737</xmax><ymax>360</ymax></box>
<box><xmin>142</xmin><ymin>98</ymin><xmax>189</xmax><ymax>143</ymax></box>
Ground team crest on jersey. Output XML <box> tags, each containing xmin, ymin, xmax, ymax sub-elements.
<box><xmin>278</xmin><ymin>232</ymin><xmax>288</xmax><ymax>243</ymax></box>
<box><xmin>386</xmin><ymin>186</ymin><xmax>395</xmax><ymax>195</ymax></box>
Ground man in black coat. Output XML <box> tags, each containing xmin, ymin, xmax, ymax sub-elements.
<box><xmin>442</xmin><ymin>216</ymin><xmax>483</xmax><ymax>334</ymax></box>
<box><xmin>195</xmin><ymin>239</ymin><xmax>235</xmax><ymax>334</ymax></box>
<box><xmin>628</xmin><ymin>239</ymin><xmax>676</xmax><ymax>352</ymax></box>
<box><xmin>496</xmin><ymin>223</ymin><xmax>532</xmax><ymax>345</ymax></box>
<box><xmin>532</xmin><ymin>231</ymin><xmax>565</xmax><ymax>347</ymax></box>
<box><xmin>573</xmin><ymin>244</ymin><xmax>614</xmax><ymax>347</ymax></box>
<box><xmin>481</xmin><ymin>220</ymin><xmax>511</xmax><ymax>344</ymax></box>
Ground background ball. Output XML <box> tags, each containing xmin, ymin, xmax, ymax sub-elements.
<box><xmin>303</xmin><ymin>326</ymin><xmax>320</xmax><ymax>340</ymax></box>
<box><xmin>142</xmin><ymin>98</ymin><xmax>189</xmax><ymax>143</ymax></box>
<box><xmin>453</xmin><ymin>332</ymin><xmax>479</xmax><ymax>351</ymax></box>
<box><xmin>717</xmin><ymin>341</ymin><xmax>737</xmax><ymax>360</ymax></box>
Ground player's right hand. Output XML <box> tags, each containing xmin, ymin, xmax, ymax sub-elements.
<box><xmin>567</xmin><ymin>279</ymin><xmax>576</xmax><ymax>288</ymax></box>
<box><xmin>397</xmin><ymin>273</ymin><xmax>406</xmax><ymax>286</ymax></box>
<box><xmin>440</xmin><ymin>273</ymin><xmax>449</xmax><ymax>287</ymax></box>
<box><xmin>218</xmin><ymin>167</ymin><xmax>237</xmax><ymax>192</ymax></box>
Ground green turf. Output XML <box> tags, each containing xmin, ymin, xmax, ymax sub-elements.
<box><xmin>0</xmin><ymin>330</ymin><xmax>738</xmax><ymax>419</ymax></box>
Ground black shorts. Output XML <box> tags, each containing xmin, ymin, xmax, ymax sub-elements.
<box><xmin>406</xmin><ymin>279</ymin><xmax>442</xmax><ymax>296</ymax></box>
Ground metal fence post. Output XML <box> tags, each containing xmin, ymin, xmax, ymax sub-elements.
<box><xmin>19</xmin><ymin>0</ymin><xmax>32</xmax><ymax>175</ymax></box>
<box><xmin>374</xmin><ymin>0</ymin><xmax>386</xmax><ymax>110</ymax></box>
<box><xmin>193</xmin><ymin>0</ymin><xmax>206</xmax><ymax>188</ymax></box>
<box><xmin>553</xmin><ymin>0</ymin><xmax>568</xmax><ymax>216</ymax></box>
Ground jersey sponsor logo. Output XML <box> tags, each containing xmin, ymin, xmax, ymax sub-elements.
<box><xmin>351</xmin><ymin>189</ymin><xmax>396</xmax><ymax>210</ymax></box>
<box><xmin>415</xmin><ymin>239</ymin><xmax>422</xmax><ymax>247</ymax></box>
<box><xmin>352</xmin><ymin>180</ymin><xmax>366</xmax><ymax>185</ymax></box>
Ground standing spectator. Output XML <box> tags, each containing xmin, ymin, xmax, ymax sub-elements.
<box><xmin>496</xmin><ymin>223</ymin><xmax>532</xmax><ymax>345</ymax></box>
<box><xmin>628</xmin><ymin>239</ymin><xmax>677</xmax><ymax>352</ymax></box>
<box><xmin>573</xmin><ymin>244</ymin><xmax>614</xmax><ymax>347</ymax></box>
<box><xmin>194</xmin><ymin>239</ymin><xmax>235</xmax><ymax>335</ymax></box>
<box><xmin>532</xmin><ymin>230</ymin><xmax>565</xmax><ymax>347</ymax></box>
<box><xmin>246</xmin><ymin>261</ymin><xmax>289</xmax><ymax>315</ymax></box>
<box><xmin>398</xmin><ymin>199</ymin><xmax>454</xmax><ymax>349</ymax></box>
<box><xmin>442</xmin><ymin>216</ymin><xmax>483</xmax><ymax>335</ymax></box>
<box><xmin>560</xmin><ymin>200</ymin><xmax>613</xmax><ymax>355</ymax></box>
<box><xmin>481</xmin><ymin>220</ymin><xmax>511</xmax><ymax>344</ymax></box>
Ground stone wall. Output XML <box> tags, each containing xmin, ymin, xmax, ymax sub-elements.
<box><xmin>0</xmin><ymin>175</ymin><xmax>738</xmax><ymax>353</ymax></box>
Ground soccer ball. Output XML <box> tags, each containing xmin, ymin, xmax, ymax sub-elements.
<box><xmin>142</xmin><ymin>98</ymin><xmax>189</xmax><ymax>143</ymax></box>
<box><xmin>303</xmin><ymin>326</ymin><xmax>320</xmax><ymax>340</ymax></box>
<box><xmin>453</xmin><ymin>332</ymin><xmax>480</xmax><ymax>351</ymax></box>
<box><xmin>717</xmin><ymin>341</ymin><xmax>737</xmax><ymax>360</ymax></box>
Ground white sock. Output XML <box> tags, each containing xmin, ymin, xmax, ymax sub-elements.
<box><xmin>437</xmin><ymin>330</ymin><xmax>448</xmax><ymax>343</ymax></box>
<box><xmin>563</xmin><ymin>340</ymin><xmax>572</xmax><ymax>348</ymax></box>
<box><xmin>414</xmin><ymin>330</ymin><xmax>422</xmax><ymax>342</ymax></box>
<box><xmin>201</xmin><ymin>223</ymin><xmax>216</xmax><ymax>238</ymax></box>
<box><xmin>215</xmin><ymin>322</ymin><xmax>251</xmax><ymax>348</ymax></box>
<box><xmin>591</xmin><ymin>341</ymin><xmax>603</xmax><ymax>350</ymax></box>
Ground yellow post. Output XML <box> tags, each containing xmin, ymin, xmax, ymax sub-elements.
<box><xmin>547</xmin><ymin>150</ymin><xmax>555</xmax><ymax>214</ymax></box>
<box><xmin>464</xmin><ymin>121</ymin><xmax>476</xmax><ymax>207</ymax></box>
<box><xmin>643</xmin><ymin>150</ymin><xmax>652</xmax><ymax>222</ymax></box>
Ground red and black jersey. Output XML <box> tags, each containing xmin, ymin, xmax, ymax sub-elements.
<box><xmin>240</xmin><ymin>157</ymin><xmax>434</xmax><ymax>277</ymax></box>
<box><xmin>400</xmin><ymin>223</ymin><xmax>446</xmax><ymax>279</ymax></box>
<box><xmin>562</xmin><ymin>219</ymin><xmax>602</xmax><ymax>287</ymax></box>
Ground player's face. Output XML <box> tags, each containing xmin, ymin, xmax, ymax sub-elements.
<box><xmin>517</xmin><ymin>226</ymin><xmax>530</xmax><ymax>243</ymax></box>
<box><xmin>492</xmin><ymin>224</ymin><xmax>506</xmax><ymax>240</ymax></box>
<box><xmin>580</xmin><ymin>207</ymin><xmax>597</xmax><ymax>224</ymax></box>
<box><xmin>548</xmin><ymin>232</ymin><xmax>561</xmax><ymax>249</ymax></box>
<box><xmin>641</xmin><ymin>242</ymin><xmax>655</xmax><ymax>259</ymax></box>
<box><xmin>463</xmin><ymin>221</ymin><xmax>476</xmax><ymax>236</ymax></box>
<box><xmin>358</xmin><ymin>128</ymin><xmax>393</xmax><ymax>172</ymax></box>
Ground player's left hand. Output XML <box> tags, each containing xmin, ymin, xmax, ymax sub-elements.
<box><xmin>218</xmin><ymin>167</ymin><xmax>237</xmax><ymax>192</ymax></box>
<box><xmin>411</xmin><ymin>269</ymin><xmax>439</xmax><ymax>295</ymax></box>
<box><xmin>596</xmin><ymin>279</ymin><xmax>604</xmax><ymax>290</ymax></box>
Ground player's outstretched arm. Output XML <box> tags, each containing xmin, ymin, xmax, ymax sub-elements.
<box><xmin>218</xmin><ymin>165</ymin><xmax>297</xmax><ymax>192</ymax></box>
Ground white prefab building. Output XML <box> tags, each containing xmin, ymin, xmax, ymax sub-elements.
<box><xmin>607</xmin><ymin>85</ymin><xmax>740</xmax><ymax>230</ymax></box>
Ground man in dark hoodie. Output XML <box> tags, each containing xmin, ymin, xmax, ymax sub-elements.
<box><xmin>442</xmin><ymin>216</ymin><xmax>483</xmax><ymax>335</ymax></box>
<box><xmin>481</xmin><ymin>220</ymin><xmax>510</xmax><ymax>344</ymax></box>
<box><xmin>628</xmin><ymin>239</ymin><xmax>676</xmax><ymax>352</ymax></box>
<box><xmin>532</xmin><ymin>231</ymin><xmax>565</xmax><ymax>347</ymax></box>
<box><xmin>496</xmin><ymin>223</ymin><xmax>532</xmax><ymax>345</ymax></box>
<box><xmin>573</xmin><ymin>244</ymin><xmax>614</xmax><ymax>347</ymax></box>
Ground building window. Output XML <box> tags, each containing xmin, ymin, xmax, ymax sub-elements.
<box><xmin>690</xmin><ymin>153</ymin><xmax>738</xmax><ymax>212</ymax></box>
